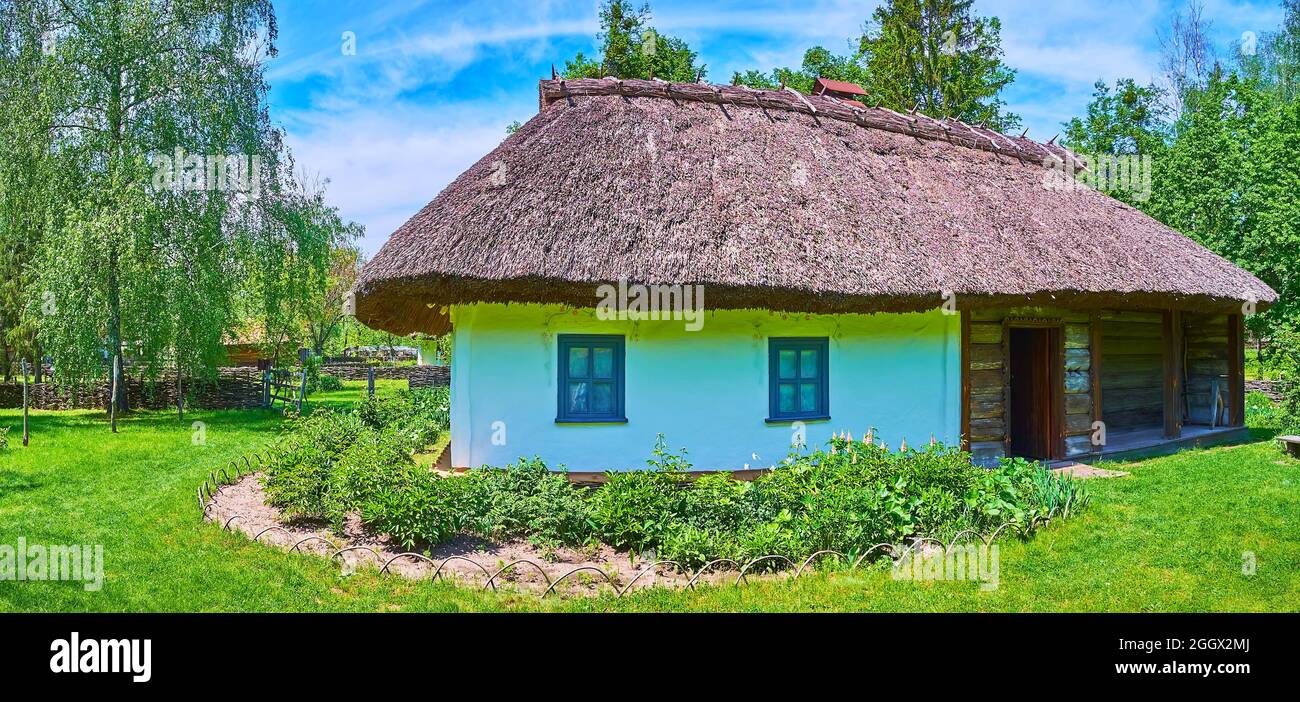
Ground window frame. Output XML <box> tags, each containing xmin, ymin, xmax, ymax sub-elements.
<box><xmin>767</xmin><ymin>337</ymin><xmax>830</xmax><ymax>423</ymax></box>
<box><xmin>555</xmin><ymin>334</ymin><xmax>627</xmax><ymax>424</ymax></box>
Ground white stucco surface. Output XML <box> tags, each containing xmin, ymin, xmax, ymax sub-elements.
<box><xmin>449</xmin><ymin>304</ymin><xmax>961</xmax><ymax>472</ymax></box>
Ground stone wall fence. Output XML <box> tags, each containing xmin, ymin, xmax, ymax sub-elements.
<box><xmin>322</xmin><ymin>362</ymin><xmax>449</xmax><ymax>388</ymax></box>
<box><xmin>1246</xmin><ymin>379</ymin><xmax>1286</xmax><ymax>403</ymax></box>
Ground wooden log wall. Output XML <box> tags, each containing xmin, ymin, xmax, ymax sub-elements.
<box><xmin>964</xmin><ymin>307</ymin><xmax>1096</xmax><ymax>465</ymax></box>
<box><xmin>1098</xmin><ymin>311</ymin><xmax>1164</xmax><ymax>431</ymax></box>
<box><xmin>1062</xmin><ymin>317</ymin><xmax>1095</xmax><ymax>458</ymax></box>
<box><xmin>966</xmin><ymin>311</ymin><xmax>1007</xmax><ymax>467</ymax></box>
<box><xmin>1182</xmin><ymin>312</ymin><xmax>1230</xmax><ymax>426</ymax></box>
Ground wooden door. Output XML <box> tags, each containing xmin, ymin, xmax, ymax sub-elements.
<box><xmin>1009</xmin><ymin>327</ymin><xmax>1059</xmax><ymax>460</ymax></box>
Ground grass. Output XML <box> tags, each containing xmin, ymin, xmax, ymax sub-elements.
<box><xmin>1</xmin><ymin>381</ymin><xmax>1297</xmax><ymax>612</ymax></box>
<box><xmin>1245</xmin><ymin>346</ymin><xmax>1283</xmax><ymax>381</ymax></box>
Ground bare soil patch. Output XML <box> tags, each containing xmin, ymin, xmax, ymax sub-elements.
<box><xmin>205</xmin><ymin>473</ymin><xmax>755</xmax><ymax>595</ymax></box>
<box><xmin>1051</xmin><ymin>463</ymin><xmax>1130</xmax><ymax>479</ymax></box>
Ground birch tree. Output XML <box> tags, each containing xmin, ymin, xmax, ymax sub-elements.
<box><xmin>0</xmin><ymin>0</ymin><xmax>331</xmax><ymax>420</ymax></box>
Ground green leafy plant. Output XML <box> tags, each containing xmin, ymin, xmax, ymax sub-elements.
<box><xmin>263</xmin><ymin>410</ymin><xmax>1089</xmax><ymax>566</ymax></box>
<box><xmin>260</xmin><ymin>409</ymin><xmax>366</xmax><ymax>519</ymax></box>
<box><xmin>588</xmin><ymin>435</ymin><xmax>689</xmax><ymax>553</ymax></box>
<box><xmin>317</xmin><ymin>374</ymin><xmax>344</xmax><ymax>392</ymax></box>
<box><xmin>363</xmin><ymin>471</ymin><xmax>475</xmax><ymax>550</ymax></box>
<box><xmin>467</xmin><ymin>457</ymin><xmax>594</xmax><ymax>550</ymax></box>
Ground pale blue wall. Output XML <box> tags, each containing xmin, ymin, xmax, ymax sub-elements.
<box><xmin>449</xmin><ymin>304</ymin><xmax>961</xmax><ymax>471</ymax></box>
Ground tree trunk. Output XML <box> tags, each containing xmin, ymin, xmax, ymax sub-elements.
<box><xmin>106</xmin><ymin>57</ymin><xmax>128</xmax><ymax>416</ymax></box>
<box><xmin>109</xmin><ymin>353</ymin><xmax>120</xmax><ymax>433</ymax></box>
<box><xmin>106</xmin><ymin>247</ymin><xmax>128</xmax><ymax>414</ymax></box>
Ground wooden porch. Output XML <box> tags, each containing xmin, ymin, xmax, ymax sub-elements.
<box><xmin>961</xmin><ymin>306</ymin><xmax>1248</xmax><ymax>467</ymax></box>
<box><xmin>1047</xmin><ymin>425</ymin><xmax>1251</xmax><ymax>466</ymax></box>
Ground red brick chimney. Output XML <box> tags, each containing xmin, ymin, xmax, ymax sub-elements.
<box><xmin>812</xmin><ymin>77</ymin><xmax>868</xmax><ymax>104</ymax></box>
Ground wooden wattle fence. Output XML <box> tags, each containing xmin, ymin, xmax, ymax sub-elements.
<box><xmin>0</xmin><ymin>367</ymin><xmax>266</xmax><ymax>411</ymax></box>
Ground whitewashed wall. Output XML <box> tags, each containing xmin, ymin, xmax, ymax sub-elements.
<box><xmin>449</xmin><ymin>304</ymin><xmax>961</xmax><ymax>472</ymax></box>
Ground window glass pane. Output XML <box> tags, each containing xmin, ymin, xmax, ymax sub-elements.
<box><xmin>778</xmin><ymin>350</ymin><xmax>797</xmax><ymax>379</ymax></box>
<box><xmin>778</xmin><ymin>383</ymin><xmax>797</xmax><ymax>413</ymax></box>
<box><xmin>800</xmin><ymin>349</ymin><xmax>818</xmax><ymax>378</ymax></box>
<box><xmin>568</xmin><ymin>347</ymin><xmax>589</xmax><ymax>379</ymax></box>
<box><xmin>591</xmin><ymin>382</ymin><xmax>613</xmax><ymax>413</ymax></box>
<box><xmin>568</xmin><ymin>381</ymin><xmax>589</xmax><ymax>413</ymax></box>
<box><xmin>592</xmin><ymin>347</ymin><xmax>614</xmax><ymax>379</ymax></box>
<box><xmin>800</xmin><ymin>383</ymin><xmax>818</xmax><ymax>412</ymax></box>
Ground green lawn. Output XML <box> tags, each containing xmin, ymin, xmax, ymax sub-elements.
<box><xmin>1</xmin><ymin>383</ymin><xmax>1297</xmax><ymax>612</ymax></box>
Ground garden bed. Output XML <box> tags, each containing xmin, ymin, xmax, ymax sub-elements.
<box><xmin>206</xmin><ymin>472</ymin><xmax>760</xmax><ymax>595</ymax></box>
<box><xmin>226</xmin><ymin>387</ymin><xmax>1091</xmax><ymax>597</ymax></box>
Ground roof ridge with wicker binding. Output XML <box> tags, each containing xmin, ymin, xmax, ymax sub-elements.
<box><xmin>540</xmin><ymin>77</ymin><xmax>1085</xmax><ymax>169</ymax></box>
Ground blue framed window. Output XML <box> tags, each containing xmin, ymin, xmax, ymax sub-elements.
<box><xmin>557</xmin><ymin>334</ymin><xmax>626</xmax><ymax>423</ymax></box>
<box><xmin>768</xmin><ymin>337</ymin><xmax>829</xmax><ymax>422</ymax></box>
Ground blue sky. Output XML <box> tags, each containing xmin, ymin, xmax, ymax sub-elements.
<box><xmin>266</xmin><ymin>0</ymin><xmax>1287</xmax><ymax>255</ymax></box>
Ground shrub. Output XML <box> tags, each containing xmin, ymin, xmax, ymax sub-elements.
<box><xmin>324</xmin><ymin>426</ymin><xmax>421</xmax><ymax>529</ymax></box>
<box><xmin>660</xmin><ymin>523</ymin><xmax>739</xmax><ymax>568</ymax></box>
<box><xmin>355</xmin><ymin>387</ymin><xmax>449</xmax><ymax>449</ymax></box>
<box><xmin>589</xmin><ymin>436</ymin><xmax>689</xmax><ymax>554</ymax></box>
<box><xmin>1272</xmin><ymin>328</ymin><xmax>1300</xmax><ymax>433</ymax></box>
<box><xmin>467</xmin><ymin>457</ymin><xmax>593</xmax><ymax>549</ymax></box>
<box><xmin>964</xmin><ymin>457</ymin><xmax>1089</xmax><ymax>532</ymax></box>
<box><xmin>262</xmin><ymin>408</ymin><xmax>1090</xmax><ymax>567</ymax></box>
<box><xmin>1245</xmin><ymin>390</ymin><xmax>1279</xmax><ymax>427</ymax></box>
<box><xmin>261</xmin><ymin>409</ymin><xmax>366</xmax><ymax>519</ymax></box>
<box><xmin>317</xmin><ymin>374</ymin><xmax>344</xmax><ymax>392</ymax></box>
<box><xmin>260</xmin><ymin>389</ymin><xmax>454</xmax><ymax>536</ymax></box>
<box><xmin>363</xmin><ymin>471</ymin><xmax>476</xmax><ymax>550</ymax></box>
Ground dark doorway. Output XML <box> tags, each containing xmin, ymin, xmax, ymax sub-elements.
<box><xmin>1008</xmin><ymin>327</ymin><xmax>1061</xmax><ymax>460</ymax></box>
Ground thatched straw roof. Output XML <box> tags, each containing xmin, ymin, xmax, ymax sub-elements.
<box><xmin>355</xmin><ymin>77</ymin><xmax>1276</xmax><ymax>335</ymax></box>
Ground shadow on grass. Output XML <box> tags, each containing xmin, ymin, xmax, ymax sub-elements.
<box><xmin>0</xmin><ymin>407</ymin><xmax>288</xmax><ymax>439</ymax></box>
<box><xmin>0</xmin><ymin>470</ymin><xmax>42</xmax><ymax>495</ymax></box>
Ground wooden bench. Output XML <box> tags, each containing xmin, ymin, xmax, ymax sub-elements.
<box><xmin>1279</xmin><ymin>435</ymin><xmax>1300</xmax><ymax>459</ymax></box>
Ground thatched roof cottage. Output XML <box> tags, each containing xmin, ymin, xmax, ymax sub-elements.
<box><xmin>355</xmin><ymin>77</ymin><xmax>1276</xmax><ymax>471</ymax></box>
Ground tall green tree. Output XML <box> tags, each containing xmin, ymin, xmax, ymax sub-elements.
<box><xmin>562</xmin><ymin>1</ymin><xmax>705</xmax><ymax>82</ymax></box>
<box><xmin>732</xmin><ymin>0</ymin><xmax>1018</xmax><ymax>129</ymax></box>
<box><xmin>859</xmin><ymin>0</ymin><xmax>1019</xmax><ymax>129</ymax></box>
<box><xmin>1061</xmin><ymin>79</ymin><xmax>1170</xmax><ymax>209</ymax></box>
<box><xmin>1062</xmin><ymin>79</ymin><xmax>1171</xmax><ymax>157</ymax></box>
<box><xmin>1239</xmin><ymin>92</ymin><xmax>1300</xmax><ymax>328</ymax></box>
<box><xmin>0</xmin><ymin>0</ymin><xmax>335</xmax><ymax>422</ymax></box>
<box><xmin>1060</xmin><ymin>4</ymin><xmax>1300</xmax><ymax>367</ymax></box>
<box><xmin>1235</xmin><ymin>0</ymin><xmax>1300</xmax><ymax>103</ymax></box>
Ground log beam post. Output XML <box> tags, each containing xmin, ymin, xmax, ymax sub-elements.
<box><xmin>1162</xmin><ymin>309</ymin><xmax>1183</xmax><ymax>439</ymax></box>
<box><xmin>1228</xmin><ymin>314</ymin><xmax>1245</xmax><ymax>427</ymax></box>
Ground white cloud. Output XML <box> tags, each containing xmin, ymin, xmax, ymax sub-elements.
<box><xmin>284</xmin><ymin>103</ymin><xmax>514</xmax><ymax>257</ymax></box>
